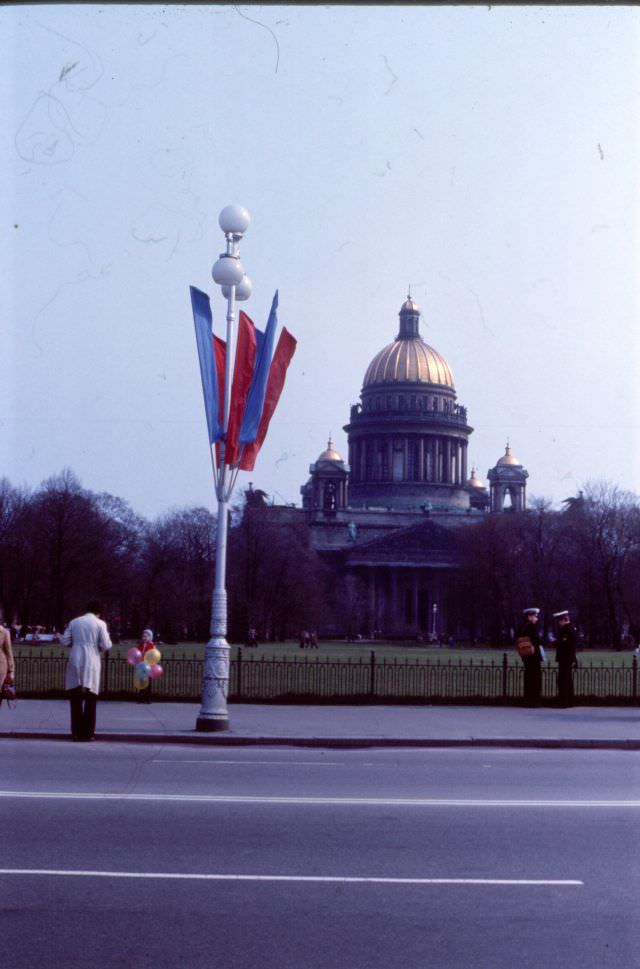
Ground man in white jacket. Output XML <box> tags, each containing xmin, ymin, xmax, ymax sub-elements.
<box><xmin>62</xmin><ymin>600</ymin><xmax>112</xmax><ymax>741</ymax></box>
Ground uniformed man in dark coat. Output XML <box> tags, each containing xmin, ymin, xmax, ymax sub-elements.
<box><xmin>517</xmin><ymin>607</ymin><xmax>543</xmax><ymax>706</ymax></box>
<box><xmin>553</xmin><ymin>610</ymin><xmax>578</xmax><ymax>707</ymax></box>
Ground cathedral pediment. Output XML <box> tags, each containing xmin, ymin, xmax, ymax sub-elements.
<box><xmin>344</xmin><ymin>520</ymin><xmax>459</xmax><ymax>568</ymax></box>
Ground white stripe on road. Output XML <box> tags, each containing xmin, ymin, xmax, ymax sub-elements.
<box><xmin>152</xmin><ymin>760</ymin><xmax>347</xmax><ymax>766</ymax></box>
<box><xmin>0</xmin><ymin>790</ymin><xmax>638</xmax><ymax>808</ymax></box>
<box><xmin>0</xmin><ymin>869</ymin><xmax>583</xmax><ymax>887</ymax></box>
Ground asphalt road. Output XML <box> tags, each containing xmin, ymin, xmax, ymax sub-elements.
<box><xmin>1</xmin><ymin>742</ymin><xmax>639</xmax><ymax>969</ymax></box>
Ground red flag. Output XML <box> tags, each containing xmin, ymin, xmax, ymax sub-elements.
<box><xmin>213</xmin><ymin>335</ymin><xmax>226</xmax><ymax>466</ymax></box>
<box><xmin>239</xmin><ymin>327</ymin><xmax>297</xmax><ymax>471</ymax></box>
<box><xmin>213</xmin><ymin>336</ymin><xmax>226</xmax><ymax>418</ymax></box>
<box><xmin>224</xmin><ymin>312</ymin><xmax>257</xmax><ymax>467</ymax></box>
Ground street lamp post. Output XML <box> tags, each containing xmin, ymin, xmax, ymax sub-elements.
<box><xmin>431</xmin><ymin>602</ymin><xmax>438</xmax><ymax>642</ymax></box>
<box><xmin>196</xmin><ymin>204</ymin><xmax>252</xmax><ymax>732</ymax></box>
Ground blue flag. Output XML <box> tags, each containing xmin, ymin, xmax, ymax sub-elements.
<box><xmin>239</xmin><ymin>291</ymin><xmax>279</xmax><ymax>446</ymax></box>
<box><xmin>190</xmin><ymin>286</ymin><xmax>223</xmax><ymax>444</ymax></box>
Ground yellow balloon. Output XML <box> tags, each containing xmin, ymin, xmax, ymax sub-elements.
<box><xmin>133</xmin><ymin>677</ymin><xmax>149</xmax><ymax>691</ymax></box>
<box><xmin>144</xmin><ymin>648</ymin><xmax>161</xmax><ymax>666</ymax></box>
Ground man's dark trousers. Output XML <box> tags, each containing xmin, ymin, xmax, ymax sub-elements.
<box><xmin>69</xmin><ymin>687</ymin><xmax>97</xmax><ymax>740</ymax></box>
<box><xmin>557</xmin><ymin>663</ymin><xmax>575</xmax><ymax>706</ymax></box>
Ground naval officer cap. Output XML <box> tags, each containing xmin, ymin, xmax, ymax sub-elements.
<box><xmin>553</xmin><ymin>610</ymin><xmax>570</xmax><ymax>619</ymax></box>
<box><xmin>523</xmin><ymin>607</ymin><xmax>540</xmax><ymax>616</ymax></box>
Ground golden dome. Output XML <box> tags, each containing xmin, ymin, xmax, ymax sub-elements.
<box><xmin>363</xmin><ymin>338</ymin><xmax>454</xmax><ymax>389</ymax></box>
<box><xmin>401</xmin><ymin>296</ymin><xmax>420</xmax><ymax>313</ymax></box>
<box><xmin>496</xmin><ymin>443</ymin><xmax>521</xmax><ymax>467</ymax></box>
<box><xmin>362</xmin><ymin>296</ymin><xmax>455</xmax><ymax>390</ymax></box>
<box><xmin>316</xmin><ymin>437</ymin><xmax>343</xmax><ymax>463</ymax></box>
<box><xmin>467</xmin><ymin>468</ymin><xmax>486</xmax><ymax>490</ymax></box>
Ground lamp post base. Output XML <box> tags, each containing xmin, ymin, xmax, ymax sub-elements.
<box><xmin>196</xmin><ymin>715</ymin><xmax>230</xmax><ymax>733</ymax></box>
<box><xmin>196</xmin><ymin>635</ymin><xmax>230</xmax><ymax>731</ymax></box>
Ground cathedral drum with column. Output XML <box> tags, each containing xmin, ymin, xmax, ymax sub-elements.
<box><xmin>344</xmin><ymin>297</ymin><xmax>473</xmax><ymax>512</ymax></box>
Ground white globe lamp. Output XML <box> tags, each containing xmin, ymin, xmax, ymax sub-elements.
<box><xmin>219</xmin><ymin>205</ymin><xmax>250</xmax><ymax>236</ymax></box>
<box><xmin>222</xmin><ymin>275</ymin><xmax>252</xmax><ymax>301</ymax></box>
<box><xmin>211</xmin><ymin>255</ymin><xmax>245</xmax><ymax>286</ymax></box>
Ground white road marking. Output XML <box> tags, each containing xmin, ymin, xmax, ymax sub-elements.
<box><xmin>152</xmin><ymin>760</ymin><xmax>346</xmax><ymax>766</ymax></box>
<box><xmin>0</xmin><ymin>869</ymin><xmax>583</xmax><ymax>887</ymax></box>
<box><xmin>0</xmin><ymin>790</ymin><xmax>638</xmax><ymax>808</ymax></box>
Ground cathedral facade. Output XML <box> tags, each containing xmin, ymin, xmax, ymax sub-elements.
<box><xmin>295</xmin><ymin>297</ymin><xmax>529</xmax><ymax>640</ymax></box>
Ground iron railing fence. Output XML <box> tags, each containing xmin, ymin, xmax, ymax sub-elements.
<box><xmin>11</xmin><ymin>650</ymin><xmax>640</xmax><ymax>704</ymax></box>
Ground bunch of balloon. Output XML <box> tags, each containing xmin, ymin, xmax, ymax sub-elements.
<box><xmin>126</xmin><ymin>646</ymin><xmax>164</xmax><ymax>691</ymax></box>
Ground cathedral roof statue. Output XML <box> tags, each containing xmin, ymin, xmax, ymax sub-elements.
<box><xmin>362</xmin><ymin>296</ymin><xmax>455</xmax><ymax>390</ymax></box>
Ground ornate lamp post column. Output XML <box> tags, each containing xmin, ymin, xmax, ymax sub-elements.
<box><xmin>431</xmin><ymin>602</ymin><xmax>438</xmax><ymax>642</ymax></box>
<box><xmin>196</xmin><ymin>204</ymin><xmax>252</xmax><ymax>733</ymax></box>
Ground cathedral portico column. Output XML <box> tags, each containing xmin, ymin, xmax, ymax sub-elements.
<box><xmin>367</xmin><ymin>569</ymin><xmax>375</xmax><ymax>632</ymax></box>
<box><xmin>418</xmin><ymin>438</ymin><xmax>425</xmax><ymax>481</ymax></box>
<box><xmin>390</xmin><ymin>569</ymin><xmax>398</xmax><ymax>633</ymax></box>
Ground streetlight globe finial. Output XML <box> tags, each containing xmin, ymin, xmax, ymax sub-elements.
<box><xmin>222</xmin><ymin>275</ymin><xmax>252</xmax><ymax>301</ymax></box>
<box><xmin>219</xmin><ymin>205</ymin><xmax>250</xmax><ymax>236</ymax></box>
<box><xmin>212</xmin><ymin>255</ymin><xmax>245</xmax><ymax>286</ymax></box>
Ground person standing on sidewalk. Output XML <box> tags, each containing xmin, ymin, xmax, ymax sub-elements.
<box><xmin>0</xmin><ymin>622</ymin><xmax>15</xmax><ymax>705</ymax></box>
<box><xmin>137</xmin><ymin>628</ymin><xmax>155</xmax><ymax>704</ymax></box>
<box><xmin>516</xmin><ymin>607</ymin><xmax>543</xmax><ymax>707</ymax></box>
<box><xmin>553</xmin><ymin>610</ymin><xmax>578</xmax><ymax>707</ymax></box>
<box><xmin>62</xmin><ymin>600</ymin><xmax>112</xmax><ymax>741</ymax></box>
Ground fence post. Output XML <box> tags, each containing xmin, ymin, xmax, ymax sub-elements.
<box><xmin>103</xmin><ymin>650</ymin><xmax>110</xmax><ymax>697</ymax></box>
<box><xmin>502</xmin><ymin>652</ymin><xmax>508</xmax><ymax>700</ymax></box>
<box><xmin>236</xmin><ymin>646</ymin><xmax>242</xmax><ymax>700</ymax></box>
<box><xmin>369</xmin><ymin>650</ymin><xmax>376</xmax><ymax>697</ymax></box>
<box><xmin>633</xmin><ymin>655</ymin><xmax>637</xmax><ymax>702</ymax></box>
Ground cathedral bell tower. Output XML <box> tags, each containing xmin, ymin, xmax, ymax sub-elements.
<box><xmin>487</xmin><ymin>443</ymin><xmax>528</xmax><ymax>512</ymax></box>
<box><xmin>300</xmin><ymin>438</ymin><xmax>349</xmax><ymax>516</ymax></box>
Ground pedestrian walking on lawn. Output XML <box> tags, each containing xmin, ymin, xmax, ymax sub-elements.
<box><xmin>62</xmin><ymin>600</ymin><xmax>112</xmax><ymax>741</ymax></box>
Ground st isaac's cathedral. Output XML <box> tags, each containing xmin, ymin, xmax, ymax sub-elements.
<box><xmin>292</xmin><ymin>296</ymin><xmax>530</xmax><ymax>640</ymax></box>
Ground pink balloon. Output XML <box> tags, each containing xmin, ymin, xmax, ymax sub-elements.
<box><xmin>148</xmin><ymin>663</ymin><xmax>163</xmax><ymax>680</ymax></box>
<box><xmin>127</xmin><ymin>647</ymin><xmax>143</xmax><ymax>666</ymax></box>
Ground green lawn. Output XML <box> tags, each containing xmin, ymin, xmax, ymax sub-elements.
<box><xmin>14</xmin><ymin>640</ymin><xmax>639</xmax><ymax>667</ymax></box>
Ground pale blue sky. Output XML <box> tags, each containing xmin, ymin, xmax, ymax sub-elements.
<box><xmin>3</xmin><ymin>4</ymin><xmax>639</xmax><ymax>516</ymax></box>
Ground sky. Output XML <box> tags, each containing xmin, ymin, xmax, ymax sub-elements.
<box><xmin>3</xmin><ymin>4</ymin><xmax>640</xmax><ymax>519</ymax></box>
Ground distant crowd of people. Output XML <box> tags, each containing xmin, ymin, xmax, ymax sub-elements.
<box><xmin>10</xmin><ymin>624</ymin><xmax>61</xmax><ymax>643</ymax></box>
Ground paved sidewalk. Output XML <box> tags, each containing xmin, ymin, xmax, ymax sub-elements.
<box><xmin>1</xmin><ymin>699</ymin><xmax>640</xmax><ymax>748</ymax></box>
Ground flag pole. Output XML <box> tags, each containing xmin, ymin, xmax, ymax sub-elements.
<box><xmin>196</xmin><ymin>205</ymin><xmax>251</xmax><ymax>732</ymax></box>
